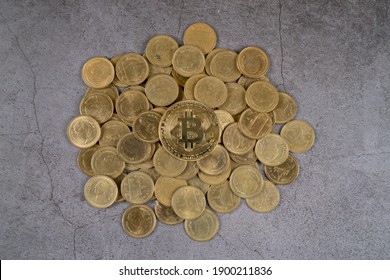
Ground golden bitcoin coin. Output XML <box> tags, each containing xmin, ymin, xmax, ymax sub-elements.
<box><xmin>246</xmin><ymin>180</ymin><xmax>280</xmax><ymax>212</ymax></box>
<box><xmin>85</xmin><ymin>84</ymin><xmax>119</xmax><ymax>104</ymax></box>
<box><xmin>187</xmin><ymin>175</ymin><xmax>210</xmax><ymax>194</ymax></box>
<box><xmin>209</xmin><ymin>50</ymin><xmax>241</xmax><ymax>82</ymax></box>
<box><xmin>198</xmin><ymin>160</ymin><xmax>231</xmax><ymax>185</ymax></box>
<box><xmin>122</xmin><ymin>205</ymin><xmax>156</xmax><ymax>238</ymax></box>
<box><xmin>153</xmin><ymin>146</ymin><xmax>188</xmax><ymax>177</ymax></box>
<box><xmin>194</xmin><ymin>76</ymin><xmax>227</xmax><ymax>108</ymax></box>
<box><xmin>184</xmin><ymin>208</ymin><xmax>219</xmax><ymax>242</ymax></box>
<box><xmin>145</xmin><ymin>34</ymin><xmax>178</xmax><ymax>67</ymax></box>
<box><xmin>172</xmin><ymin>45</ymin><xmax>205</xmax><ymax>77</ymax></box>
<box><xmin>175</xmin><ymin>161</ymin><xmax>199</xmax><ymax>180</ymax></box>
<box><xmin>77</xmin><ymin>145</ymin><xmax>99</xmax><ymax>176</ymax></box>
<box><xmin>171</xmin><ymin>186</ymin><xmax>206</xmax><ymax>220</ymax></box>
<box><xmin>207</xmin><ymin>181</ymin><xmax>241</xmax><ymax>213</ymax></box>
<box><xmin>237</xmin><ymin>75</ymin><xmax>270</xmax><ymax>89</ymax></box>
<box><xmin>115</xmin><ymin>89</ymin><xmax>149</xmax><ymax>126</ymax></box>
<box><xmin>236</xmin><ymin>46</ymin><xmax>269</xmax><ymax>78</ymax></box>
<box><xmin>183</xmin><ymin>22</ymin><xmax>217</xmax><ymax>54</ymax></box>
<box><xmin>154</xmin><ymin>201</ymin><xmax>184</xmax><ymax>225</ymax></box>
<box><xmin>264</xmin><ymin>154</ymin><xmax>299</xmax><ymax>185</ymax></box>
<box><xmin>99</xmin><ymin>120</ymin><xmax>130</xmax><ymax>147</ymax></box>
<box><xmin>171</xmin><ymin>68</ymin><xmax>189</xmax><ymax>86</ymax></box>
<box><xmin>214</xmin><ymin>110</ymin><xmax>234</xmax><ymax>135</ymax></box>
<box><xmin>229</xmin><ymin>149</ymin><xmax>257</xmax><ymax>165</ymax></box>
<box><xmin>238</xmin><ymin>108</ymin><xmax>272</xmax><ymax>139</ymax></box>
<box><xmin>121</xmin><ymin>171</ymin><xmax>155</xmax><ymax>204</ymax></box>
<box><xmin>159</xmin><ymin>100</ymin><xmax>220</xmax><ymax>160</ymax></box>
<box><xmin>91</xmin><ymin>146</ymin><xmax>125</xmax><ymax>178</ymax></box>
<box><xmin>205</xmin><ymin>48</ymin><xmax>228</xmax><ymax>75</ymax></box>
<box><xmin>117</xmin><ymin>133</ymin><xmax>152</xmax><ymax>164</ymax></box>
<box><xmin>154</xmin><ymin>176</ymin><xmax>187</xmax><ymax>206</ymax></box>
<box><xmin>196</xmin><ymin>144</ymin><xmax>230</xmax><ymax>175</ymax></box>
<box><xmin>273</xmin><ymin>92</ymin><xmax>297</xmax><ymax>124</ymax></box>
<box><xmin>80</xmin><ymin>92</ymin><xmax>113</xmax><ymax>124</ymax></box>
<box><xmin>218</xmin><ymin>83</ymin><xmax>247</xmax><ymax>116</ymax></box>
<box><xmin>145</xmin><ymin>74</ymin><xmax>179</xmax><ymax>106</ymax></box>
<box><xmin>280</xmin><ymin>120</ymin><xmax>315</xmax><ymax>153</ymax></box>
<box><xmin>133</xmin><ymin>111</ymin><xmax>161</xmax><ymax>143</ymax></box>
<box><xmin>81</xmin><ymin>56</ymin><xmax>115</xmax><ymax>89</ymax></box>
<box><xmin>110</xmin><ymin>53</ymin><xmax>129</xmax><ymax>87</ymax></box>
<box><xmin>67</xmin><ymin>115</ymin><xmax>101</xmax><ymax>148</ymax></box>
<box><xmin>255</xmin><ymin>134</ymin><xmax>289</xmax><ymax>166</ymax></box>
<box><xmin>183</xmin><ymin>73</ymin><xmax>207</xmax><ymax>100</ymax></box>
<box><xmin>246</xmin><ymin>81</ymin><xmax>279</xmax><ymax>113</ymax></box>
<box><xmin>222</xmin><ymin>123</ymin><xmax>255</xmax><ymax>155</ymax></box>
<box><xmin>116</xmin><ymin>53</ymin><xmax>149</xmax><ymax>85</ymax></box>
<box><xmin>229</xmin><ymin>165</ymin><xmax>263</xmax><ymax>198</ymax></box>
<box><xmin>84</xmin><ymin>175</ymin><xmax>118</xmax><ymax>208</ymax></box>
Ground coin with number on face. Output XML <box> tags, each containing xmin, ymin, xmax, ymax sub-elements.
<box><xmin>264</xmin><ymin>154</ymin><xmax>299</xmax><ymax>185</ymax></box>
<box><xmin>122</xmin><ymin>205</ymin><xmax>156</xmax><ymax>238</ymax></box>
<box><xmin>154</xmin><ymin>201</ymin><xmax>184</xmax><ymax>225</ymax></box>
<box><xmin>121</xmin><ymin>171</ymin><xmax>155</xmax><ymax>204</ymax></box>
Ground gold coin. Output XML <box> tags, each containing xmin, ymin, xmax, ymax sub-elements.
<box><xmin>159</xmin><ymin>100</ymin><xmax>220</xmax><ymax>161</ymax></box>
<box><xmin>113</xmin><ymin>173</ymin><xmax>126</xmax><ymax>203</ymax></box>
<box><xmin>184</xmin><ymin>208</ymin><xmax>219</xmax><ymax>242</ymax></box>
<box><xmin>99</xmin><ymin>120</ymin><xmax>130</xmax><ymax>147</ymax></box>
<box><xmin>255</xmin><ymin>133</ymin><xmax>289</xmax><ymax>166</ymax></box>
<box><xmin>115</xmin><ymin>89</ymin><xmax>149</xmax><ymax>126</ymax></box>
<box><xmin>133</xmin><ymin>111</ymin><xmax>161</xmax><ymax>143</ymax></box>
<box><xmin>231</xmin><ymin>160</ymin><xmax>259</xmax><ymax>171</ymax></box>
<box><xmin>209</xmin><ymin>50</ymin><xmax>241</xmax><ymax>82</ymax></box>
<box><xmin>77</xmin><ymin>145</ymin><xmax>99</xmax><ymax>176</ymax></box>
<box><xmin>238</xmin><ymin>108</ymin><xmax>273</xmax><ymax>139</ymax></box>
<box><xmin>268</xmin><ymin>110</ymin><xmax>276</xmax><ymax>125</ymax></box>
<box><xmin>205</xmin><ymin>48</ymin><xmax>227</xmax><ymax>75</ymax></box>
<box><xmin>229</xmin><ymin>164</ymin><xmax>263</xmax><ymax>198</ymax></box>
<box><xmin>264</xmin><ymin>154</ymin><xmax>299</xmax><ymax>185</ymax></box>
<box><xmin>145</xmin><ymin>74</ymin><xmax>179</xmax><ymax>106</ymax></box>
<box><xmin>110</xmin><ymin>53</ymin><xmax>129</xmax><ymax>87</ymax></box>
<box><xmin>117</xmin><ymin>133</ymin><xmax>152</xmax><ymax>164</ymax></box>
<box><xmin>67</xmin><ymin>115</ymin><xmax>101</xmax><ymax>148</ymax></box>
<box><xmin>187</xmin><ymin>175</ymin><xmax>210</xmax><ymax>194</ymax></box>
<box><xmin>80</xmin><ymin>92</ymin><xmax>113</xmax><ymax>124</ymax></box>
<box><xmin>246</xmin><ymin>180</ymin><xmax>280</xmax><ymax>212</ymax></box>
<box><xmin>91</xmin><ymin>146</ymin><xmax>125</xmax><ymax>178</ymax></box>
<box><xmin>109</xmin><ymin>113</ymin><xmax>121</xmax><ymax>121</ymax></box>
<box><xmin>175</xmin><ymin>161</ymin><xmax>199</xmax><ymax>180</ymax></box>
<box><xmin>214</xmin><ymin>110</ymin><xmax>234</xmax><ymax>135</ymax></box>
<box><xmin>140</xmin><ymin>167</ymin><xmax>161</xmax><ymax>183</ymax></box>
<box><xmin>154</xmin><ymin>176</ymin><xmax>187</xmax><ymax>206</ymax></box>
<box><xmin>218</xmin><ymin>83</ymin><xmax>247</xmax><ymax>116</ymax></box>
<box><xmin>122</xmin><ymin>205</ymin><xmax>156</xmax><ymax>238</ymax></box>
<box><xmin>153</xmin><ymin>146</ymin><xmax>188</xmax><ymax>177</ymax></box>
<box><xmin>152</xmin><ymin>107</ymin><xmax>168</xmax><ymax>115</ymax></box>
<box><xmin>145</xmin><ymin>34</ymin><xmax>178</xmax><ymax>67</ymax></box>
<box><xmin>273</xmin><ymin>92</ymin><xmax>297</xmax><ymax>124</ymax></box>
<box><xmin>127</xmin><ymin>85</ymin><xmax>146</xmax><ymax>93</ymax></box>
<box><xmin>183</xmin><ymin>22</ymin><xmax>217</xmax><ymax>54</ymax></box>
<box><xmin>147</xmin><ymin>62</ymin><xmax>172</xmax><ymax>79</ymax></box>
<box><xmin>183</xmin><ymin>73</ymin><xmax>206</xmax><ymax>100</ymax></box>
<box><xmin>222</xmin><ymin>123</ymin><xmax>255</xmax><ymax>155</ymax></box>
<box><xmin>84</xmin><ymin>175</ymin><xmax>118</xmax><ymax>208</ymax></box>
<box><xmin>85</xmin><ymin>84</ymin><xmax>119</xmax><ymax>104</ymax></box>
<box><xmin>196</xmin><ymin>144</ymin><xmax>230</xmax><ymax>175</ymax></box>
<box><xmin>171</xmin><ymin>186</ymin><xmax>206</xmax><ymax>220</ymax></box>
<box><xmin>236</xmin><ymin>46</ymin><xmax>269</xmax><ymax>78</ymax></box>
<box><xmin>207</xmin><ymin>181</ymin><xmax>241</xmax><ymax>213</ymax></box>
<box><xmin>81</xmin><ymin>56</ymin><xmax>114</xmax><ymax>88</ymax></box>
<box><xmin>198</xmin><ymin>160</ymin><xmax>231</xmax><ymax>185</ymax></box>
<box><xmin>229</xmin><ymin>149</ymin><xmax>257</xmax><ymax>165</ymax></box>
<box><xmin>246</xmin><ymin>81</ymin><xmax>279</xmax><ymax>113</ymax></box>
<box><xmin>280</xmin><ymin>120</ymin><xmax>315</xmax><ymax>153</ymax></box>
<box><xmin>116</xmin><ymin>53</ymin><xmax>149</xmax><ymax>85</ymax></box>
<box><xmin>237</xmin><ymin>75</ymin><xmax>270</xmax><ymax>89</ymax></box>
<box><xmin>172</xmin><ymin>45</ymin><xmax>205</xmax><ymax>77</ymax></box>
<box><xmin>194</xmin><ymin>76</ymin><xmax>227</xmax><ymax>108</ymax></box>
<box><xmin>154</xmin><ymin>201</ymin><xmax>184</xmax><ymax>225</ymax></box>
<box><xmin>171</xmin><ymin>68</ymin><xmax>189</xmax><ymax>87</ymax></box>
<box><xmin>121</xmin><ymin>171</ymin><xmax>155</xmax><ymax>204</ymax></box>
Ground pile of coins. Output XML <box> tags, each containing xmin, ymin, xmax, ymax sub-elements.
<box><xmin>67</xmin><ymin>22</ymin><xmax>315</xmax><ymax>242</ymax></box>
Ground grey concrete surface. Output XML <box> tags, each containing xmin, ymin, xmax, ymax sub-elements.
<box><xmin>0</xmin><ymin>0</ymin><xmax>389</xmax><ymax>259</ymax></box>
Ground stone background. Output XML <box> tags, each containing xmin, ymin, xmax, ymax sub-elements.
<box><xmin>0</xmin><ymin>0</ymin><xmax>389</xmax><ymax>259</ymax></box>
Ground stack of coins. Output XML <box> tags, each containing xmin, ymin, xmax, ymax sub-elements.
<box><xmin>67</xmin><ymin>22</ymin><xmax>315</xmax><ymax>242</ymax></box>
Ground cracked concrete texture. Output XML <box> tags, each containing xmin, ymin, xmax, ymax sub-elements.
<box><xmin>0</xmin><ymin>0</ymin><xmax>389</xmax><ymax>259</ymax></box>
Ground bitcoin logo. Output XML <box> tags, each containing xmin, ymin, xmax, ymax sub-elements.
<box><xmin>178</xmin><ymin>110</ymin><xmax>204</xmax><ymax>149</ymax></box>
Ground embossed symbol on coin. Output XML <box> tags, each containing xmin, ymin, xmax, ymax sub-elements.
<box><xmin>178</xmin><ymin>110</ymin><xmax>204</xmax><ymax>149</ymax></box>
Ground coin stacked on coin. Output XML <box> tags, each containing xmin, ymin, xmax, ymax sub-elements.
<box><xmin>67</xmin><ymin>22</ymin><xmax>315</xmax><ymax>242</ymax></box>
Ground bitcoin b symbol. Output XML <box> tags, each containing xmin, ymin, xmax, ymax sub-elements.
<box><xmin>178</xmin><ymin>110</ymin><xmax>204</xmax><ymax>149</ymax></box>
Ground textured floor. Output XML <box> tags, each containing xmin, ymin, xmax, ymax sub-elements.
<box><xmin>0</xmin><ymin>0</ymin><xmax>389</xmax><ymax>259</ymax></box>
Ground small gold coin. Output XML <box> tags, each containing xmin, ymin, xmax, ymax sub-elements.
<box><xmin>116</xmin><ymin>53</ymin><xmax>149</xmax><ymax>85</ymax></box>
<box><xmin>218</xmin><ymin>83</ymin><xmax>247</xmax><ymax>115</ymax></box>
<box><xmin>154</xmin><ymin>201</ymin><xmax>184</xmax><ymax>225</ymax></box>
<box><xmin>172</xmin><ymin>45</ymin><xmax>205</xmax><ymax>77</ymax></box>
<box><xmin>229</xmin><ymin>149</ymin><xmax>257</xmax><ymax>165</ymax></box>
<box><xmin>246</xmin><ymin>180</ymin><xmax>280</xmax><ymax>213</ymax></box>
<box><xmin>237</xmin><ymin>75</ymin><xmax>270</xmax><ymax>89</ymax></box>
<box><xmin>77</xmin><ymin>145</ymin><xmax>99</xmax><ymax>176</ymax></box>
<box><xmin>85</xmin><ymin>84</ymin><xmax>119</xmax><ymax>104</ymax></box>
<box><xmin>145</xmin><ymin>74</ymin><xmax>179</xmax><ymax>106</ymax></box>
<box><xmin>117</xmin><ymin>133</ymin><xmax>152</xmax><ymax>164</ymax></box>
<box><xmin>154</xmin><ymin>176</ymin><xmax>187</xmax><ymax>206</ymax></box>
<box><xmin>84</xmin><ymin>175</ymin><xmax>118</xmax><ymax>208</ymax></box>
<box><xmin>81</xmin><ymin>56</ymin><xmax>114</xmax><ymax>89</ymax></box>
<box><xmin>246</xmin><ymin>81</ymin><xmax>279</xmax><ymax>113</ymax></box>
<box><xmin>110</xmin><ymin>53</ymin><xmax>129</xmax><ymax>87</ymax></box>
<box><xmin>67</xmin><ymin>115</ymin><xmax>101</xmax><ymax>148</ymax></box>
<box><xmin>171</xmin><ymin>186</ymin><xmax>206</xmax><ymax>220</ymax></box>
<box><xmin>122</xmin><ymin>205</ymin><xmax>156</xmax><ymax>238</ymax></box>
<box><xmin>99</xmin><ymin>120</ymin><xmax>130</xmax><ymax>147</ymax></box>
<box><xmin>273</xmin><ymin>92</ymin><xmax>297</xmax><ymax>124</ymax></box>
<box><xmin>91</xmin><ymin>146</ymin><xmax>125</xmax><ymax>178</ymax></box>
<box><xmin>194</xmin><ymin>76</ymin><xmax>227</xmax><ymax>108</ymax></box>
<box><xmin>255</xmin><ymin>134</ymin><xmax>289</xmax><ymax>166</ymax></box>
<box><xmin>196</xmin><ymin>144</ymin><xmax>230</xmax><ymax>175</ymax></box>
<box><xmin>153</xmin><ymin>146</ymin><xmax>187</xmax><ymax>177</ymax></box>
<box><xmin>147</xmin><ymin>62</ymin><xmax>172</xmax><ymax>79</ymax></box>
<box><xmin>183</xmin><ymin>22</ymin><xmax>217</xmax><ymax>54</ymax></box>
<box><xmin>140</xmin><ymin>167</ymin><xmax>161</xmax><ymax>183</ymax></box>
<box><xmin>133</xmin><ymin>111</ymin><xmax>161</xmax><ymax>143</ymax></box>
<box><xmin>187</xmin><ymin>175</ymin><xmax>210</xmax><ymax>194</ymax></box>
<box><xmin>175</xmin><ymin>161</ymin><xmax>199</xmax><ymax>180</ymax></box>
<box><xmin>207</xmin><ymin>181</ymin><xmax>241</xmax><ymax>213</ymax></box>
<box><xmin>209</xmin><ymin>50</ymin><xmax>241</xmax><ymax>82</ymax></box>
<box><xmin>184</xmin><ymin>208</ymin><xmax>219</xmax><ymax>242</ymax></box>
<box><xmin>205</xmin><ymin>48</ymin><xmax>228</xmax><ymax>75</ymax></box>
<box><xmin>145</xmin><ymin>34</ymin><xmax>178</xmax><ymax>67</ymax></box>
<box><xmin>198</xmin><ymin>161</ymin><xmax>231</xmax><ymax>185</ymax></box>
<box><xmin>115</xmin><ymin>89</ymin><xmax>149</xmax><ymax>126</ymax></box>
<box><xmin>214</xmin><ymin>110</ymin><xmax>234</xmax><ymax>135</ymax></box>
<box><xmin>222</xmin><ymin>123</ymin><xmax>255</xmax><ymax>155</ymax></box>
<box><xmin>183</xmin><ymin>73</ymin><xmax>206</xmax><ymax>100</ymax></box>
<box><xmin>80</xmin><ymin>92</ymin><xmax>113</xmax><ymax>124</ymax></box>
<box><xmin>121</xmin><ymin>171</ymin><xmax>155</xmax><ymax>204</ymax></box>
<box><xmin>264</xmin><ymin>154</ymin><xmax>299</xmax><ymax>185</ymax></box>
<box><xmin>280</xmin><ymin>120</ymin><xmax>315</xmax><ymax>153</ymax></box>
<box><xmin>229</xmin><ymin>165</ymin><xmax>264</xmax><ymax>198</ymax></box>
<box><xmin>238</xmin><ymin>108</ymin><xmax>273</xmax><ymax>139</ymax></box>
<box><xmin>236</xmin><ymin>46</ymin><xmax>269</xmax><ymax>78</ymax></box>
<box><xmin>171</xmin><ymin>68</ymin><xmax>189</xmax><ymax>86</ymax></box>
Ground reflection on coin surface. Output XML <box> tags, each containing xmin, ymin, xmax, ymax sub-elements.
<box><xmin>81</xmin><ymin>57</ymin><xmax>115</xmax><ymax>88</ymax></box>
<box><xmin>171</xmin><ymin>186</ymin><xmax>206</xmax><ymax>220</ymax></box>
<box><xmin>255</xmin><ymin>134</ymin><xmax>289</xmax><ymax>166</ymax></box>
<box><xmin>121</xmin><ymin>171</ymin><xmax>155</xmax><ymax>204</ymax></box>
<box><xmin>67</xmin><ymin>115</ymin><xmax>101</xmax><ymax>148</ymax></box>
<box><xmin>84</xmin><ymin>175</ymin><xmax>118</xmax><ymax>208</ymax></box>
<box><xmin>183</xmin><ymin>22</ymin><xmax>217</xmax><ymax>54</ymax></box>
<box><xmin>280</xmin><ymin>120</ymin><xmax>315</xmax><ymax>153</ymax></box>
<box><xmin>207</xmin><ymin>181</ymin><xmax>241</xmax><ymax>213</ymax></box>
<box><xmin>264</xmin><ymin>154</ymin><xmax>299</xmax><ymax>185</ymax></box>
<box><xmin>229</xmin><ymin>165</ymin><xmax>263</xmax><ymax>198</ymax></box>
<box><xmin>184</xmin><ymin>208</ymin><xmax>219</xmax><ymax>242</ymax></box>
<box><xmin>122</xmin><ymin>205</ymin><xmax>156</xmax><ymax>238</ymax></box>
<box><xmin>246</xmin><ymin>180</ymin><xmax>280</xmax><ymax>213</ymax></box>
<box><xmin>154</xmin><ymin>201</ymin><xmax>184</xmax><ymax>225</ymax></box>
